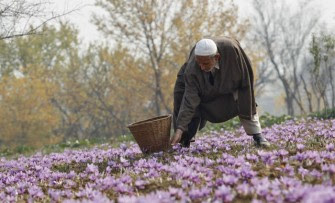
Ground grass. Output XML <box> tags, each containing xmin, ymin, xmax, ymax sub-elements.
<box><xmin>0</xmin><ymin>134</ymin><xmax>135</xmax><ymax>159</ymax></box>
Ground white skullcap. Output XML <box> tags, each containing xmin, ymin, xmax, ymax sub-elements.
<box><xmin>194</xmin><ymin>38</ymin><xmax>217</xmax><ymax>56</ymax></box>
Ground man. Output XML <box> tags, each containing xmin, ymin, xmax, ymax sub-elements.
<box><xmin>170</xmin><ymin>37</ymin><xmax>270</xmax><ymax>148</ymax></box>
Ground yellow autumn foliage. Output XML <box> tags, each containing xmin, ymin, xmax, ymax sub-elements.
<box><xmin>0</xmin><ymin>67</ymin><xmax>61</xmax><ymax>147</ymax></box>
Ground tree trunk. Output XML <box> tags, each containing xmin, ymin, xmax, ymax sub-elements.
<box><xmin>301</xmin><ymin>75</ymin><xmax>313</xmax><ymax>113</ymax></box>
<box><xmin>321</xmin><ymin>90</ymin><xmax>329</xmax><ymax>110</ymax></box>
<box><xmin>282</xmin><ymin>79</ymin><xmax>295</xmax><ymax>116</ymax></box>
<box><xmin>287</xmin><ymin>95</ymin><xmax>295</xmax><ymax>116</ymax></box>
<box><xmin>328</xmin><ymin>64</ymin><xmax>335</xmax><ymax>109</ymax></box>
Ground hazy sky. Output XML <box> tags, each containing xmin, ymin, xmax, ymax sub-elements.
<box><xmin>48</xmin><ymin>0</ymin><xmax>99</xmax><ymax>44</ymax></box>
<box><xmin>50</xmin><ymin>0</ymin><xmax>335</xmax><ymax>45</ymax></box>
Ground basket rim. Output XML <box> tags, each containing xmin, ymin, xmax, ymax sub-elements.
<box><xmin>127</xmin><ymin>114</ymin><xmax>172</xmax><ymax>128</ymax></box>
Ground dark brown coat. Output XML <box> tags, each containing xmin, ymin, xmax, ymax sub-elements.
<box><xmin>173</xmin><ymin>37</ymin><xmax>257</xmax><ymax>132</ymax></box>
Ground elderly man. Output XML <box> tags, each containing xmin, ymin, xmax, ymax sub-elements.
<box><xmin>170</xmin><ymin>37</ymin><xmax>270</xmax><ymax>148</ymax></box>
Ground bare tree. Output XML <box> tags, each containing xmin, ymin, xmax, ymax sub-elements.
<box><xmin>299</xmin><ymin>57</ymin><xmax>315</xmax><ymax>113</ymax></box>
<box><xmin>251</xmin><ymin>0</ymin><xmax>319</xmax><ymax>116</ymax></box>
<box><xmin>251</xmin><ymin>50</ymin><xmax>276</xmax><ymax>96</ymax></box>
<box><xmin>0</xmin><ymin>0</ymin><xmax>82</xmax><ymax>40</ymax></box>
<box><xmin>307</xmin><ymin>33</ymin><xmax>335</xmax><ymax>111</ymax></box>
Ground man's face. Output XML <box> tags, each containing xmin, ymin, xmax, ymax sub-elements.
<box><xmin>195</xmin><ymin>55</ymin><xmax>218</xmax><ymax>72</ymax></box>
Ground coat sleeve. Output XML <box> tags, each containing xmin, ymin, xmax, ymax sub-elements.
<box><xmin>176</xmin><ymin>66</ymin><xmax>201</xmax><ymax>132</ymax></box>
<box><xmin>234</xmin><ymin>40</ymin><xmax>257</xmax><ymax>119</ymax></box>
<box><xmin>173</xmin><ymin>63</ymin><xmax>187</xmax><ymax>131</ymax></box>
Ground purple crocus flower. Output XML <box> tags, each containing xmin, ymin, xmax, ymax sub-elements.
<box><xmin>283</xmin><ymin>165</ymin><xmax>295</xmax><ymax>177</ymax></box>
<box><xmin>28</xmin><ymin>185</ymin><xmax>44</xmax><ymax>199</ymax></box>
<box><xmin>117</xmin><ymin>196</ymin><xmax>138</xmax><ymax>203</ymax></box>
<box><xmin>322</xmin><ymin>164</ymin><xmax>335</xmax><ymax>174</ymax></box>
<box><xmin>62</xmin><ymin>189</ymin><xmax>74</xmax><ymax>199</ymax></box>
<box><xmin>67</xmin><ymin>170</ymin><xmax>76</xmax><ymax>179</ymax></box>
<box><xmin>5</xmin><ymin>186</ymin><xmax>17</xmax><ymax>197</ymax></box>
<box><xmin>86</xmin><ymin>164</ymin><xmax>99</xmax><ymax>174</ymax></box>
<box><xmin>120</xmin><ymin>143</ymin><xmax>128</xmax><ymax>151</ymax></box>
<box><xmin>296</xmin><ymin>144</ymin><xmax>305</xmax><ymax>151</ymax></box>
<box><xmin>215</xmin><ymin>185</ymin><xmax>235</xmax><ymax>202</ymax></box>
<box><xmin>98</xmin><ymin>176</ymin><xmax>117</xmax><ymax>190</ymax></box>
<box><xmin>115</xmin><ymin>182</ymin><xmax>133</xmax><ymax>194</ymax></box>
<box><xmin>135</xmin><ymin>179</ymin><xmax>148</xmax><ymax>189</ymax></box>
<box><xmin>310</xmin><ymin>169</ymin><xmax>322</xmax><ymax>179</ymax></box>
<box><xmin>168</xmin><ymin>187</ymin><xmax>186</xmax><ymax>200</ymax></box>
<box><xmin>16</xmin><ymin>182</ymin><xmax>28</xmax><ymax>195</ymax></box>
<box><xmin>0</xmin><ymin>192</ymin><xmax>5</xmax><ymax>201</ymax></box>
<box><xmin>222</xmin><ymin>175</ymin><xmax>239</xmax><ymax>186</ymax></box>
<box><xmin>257</xmin><ymin>150</ymin><xmax>276</xmax><ymax>166</ymax></box>
<box><xmin>119</xmin><ymin>175</ymin><xmax>132</xmax><ymax>184</ymax></box>
<box><xmin>239</xmin><ymin>167</ymin><xmax>257</xmax><ymax>179</ymax></box>
<box><xmin>253</xmin><ymin>178</ymin><xmax>271</xmax><ymax>197</ymax></box>
<box><xmin>298</xmin><ymin>167</ymin><xmax>308</xmax><ymax>179</ymax></box>
<box><xmin>326</xmin><ymin>143</ymin><xmax>334</xmax><ymax>151</ymax></box>
<box><xmin>251</xmin><ymin>200</ymin><xmax>263</xmax><ymax>203</ymax></box>
<box><xmin>64</xmin><ymin>180</ymin><xmax>77</xmax><ymax>189</ymax></box>
<box><xmin>277</xmin><ymin>149</ymin><xmax>289</xmax><ymax>157</ymax></box>
<box><xmin>48</xmin><ymin>189</ymin><xmax>62</xmax><ymax>201</ymax></box>
<box><xmin>189</xmin><ymin>186</ymin><xmax>211</xmax><ymax>200</ymax></box>
<box><xmin>236</xmin><ymin>182</ymin><xmax>254</xmax><ymax>196</ymax></box>
<box><xmin>302</xmin><ymin>186</ymin><xmax>335</xmax><ymax>203</ymax></box>
<box><xmin>245</xmin><ymin>154</ymin><xmax>259</xmax><ymax>162</ymax></box>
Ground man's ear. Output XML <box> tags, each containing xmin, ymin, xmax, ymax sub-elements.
<box><xmin>215</xmin><ymin>53</ymin><xmax>221</xmax><ymax>61</ymax></box>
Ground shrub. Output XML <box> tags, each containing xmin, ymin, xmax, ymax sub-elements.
<box><xmin>202</xmin><ymin>117</ymin><xmax>241</xmax><ymax>132</ymax></box>
<box><xmin>259</xmin><ymin>113</ymin><xmax>293</xmax><ymax>128</ymax></box>
<box><xmin>202</xmin><ymin>113</ymin><xmax>293</xmax><ymax>133</ymax></box>
<box><xmin>308</xmin><ymin>108</ymin><xmax>335</xmax><ymax>119</ymax></box>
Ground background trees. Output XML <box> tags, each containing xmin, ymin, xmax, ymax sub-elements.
<box><xmin>0</xmin><ymin>23</ymin><xmax>82</xmax><ymax>147</ymax></box>
<box><xmin>0</xmin><ymin>0</ymin><xmax>253</xmax><ymax>148</ymax></box>
<box><xmin>0</xmin><ymin>0</ymin><xmax>333</xmax><ymax>149</ymax></box>
<box><xmin>0</xmin><ymin>67</ymin><xmax>61</xmax><ymax>147</ymax></box>
<box><xmin>250</xmin><ymin>0</ymin><xmax>320</xmax><ymax>116</ymax></box>
<box><xmin>0</xmin><ymin>0</ymin><xmax>78</xmax><ymax>40</ymax></box>
<box><xmin>306</xmin><ymin>33</ymin><xmax>335</xmax><ymax>111</ymax></box>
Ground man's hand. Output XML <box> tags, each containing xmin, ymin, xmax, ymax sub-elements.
<box><xmin>170</xmin><ymin>129</ymin><xmax>183</xmax><ymax>146</ymax></box>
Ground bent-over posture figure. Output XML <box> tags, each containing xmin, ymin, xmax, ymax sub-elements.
<box><xmin>170</xmin><ymin>37</ymin><xmax>270</xmax><ymax>148</ymax></box>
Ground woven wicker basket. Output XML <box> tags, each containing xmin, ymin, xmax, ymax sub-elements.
<box><xmin>127</xmin><ymin>114</ymin><xmax>172</xmax><ymax>154</ymax></box>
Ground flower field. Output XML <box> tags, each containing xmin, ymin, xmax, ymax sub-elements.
<box><xmin>1</xmin><ymin>118</ymin><xmax>335</xmax><ymax>203</ymax></box>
